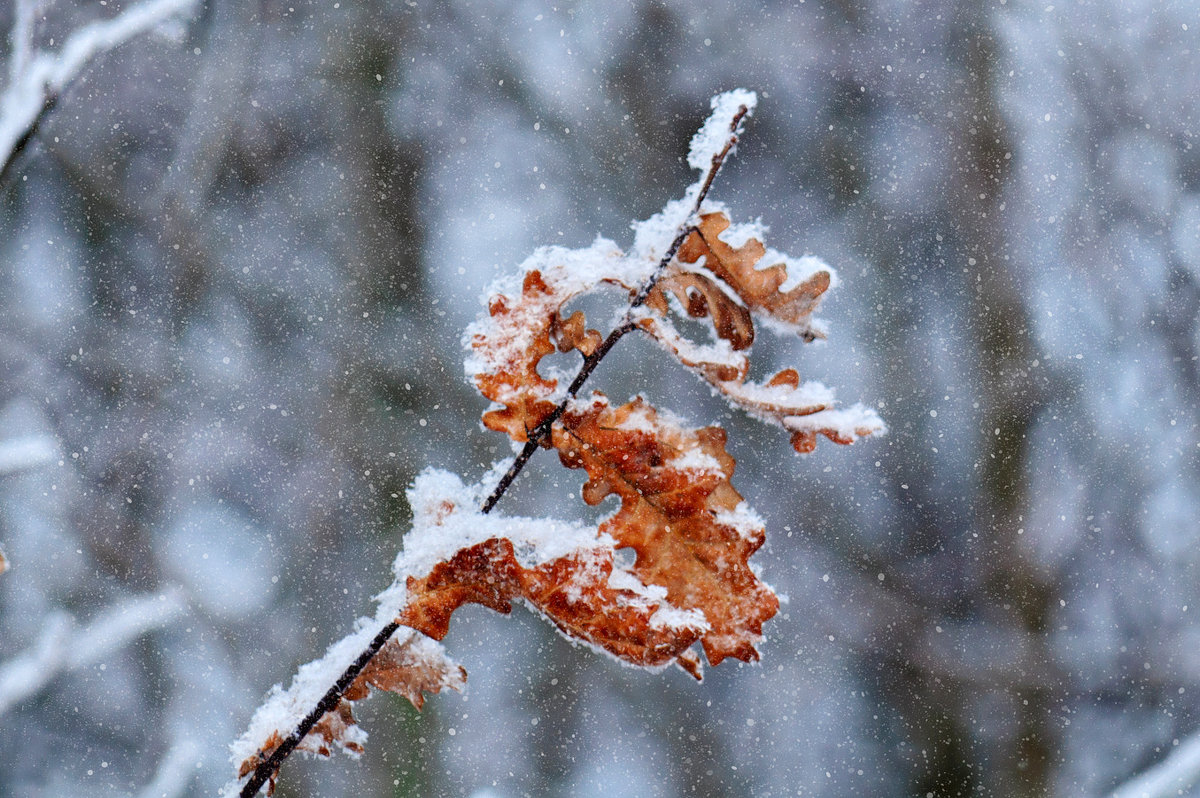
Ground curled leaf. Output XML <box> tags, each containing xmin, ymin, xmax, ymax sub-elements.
<box><xmin>637</xmin><ymin>210</ymin><xmax>885</xmax><ymax>452</ymax></box>
<box><xmin>675</xmin><ymin>211</ymin><xmax>831</xmax><ymax>340</ymax></box>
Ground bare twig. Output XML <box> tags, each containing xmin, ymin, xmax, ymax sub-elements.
<box><xmin>237</xmin><ymin>104</ymin><xmax>750</xmax><ymax>798</ymax></box>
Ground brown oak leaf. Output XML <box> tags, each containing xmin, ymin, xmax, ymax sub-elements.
<box><xmin>553</xmin><ymin>395</ymin><xmax>778</xmax><ymax>665</ymax></box>
<box><xmin>674</xmin><ymin>211</ymin><xmax>831</xmax><ymax>341</ymax></box>
<box><xmin>472</xmin><ymin>270</ymin><xmax>564</xmax><ymax>442</ymax></box>
<box><xmin>470</xmin><ymin>269</ymin><xmax>610</xmax><ymax>442</ymax></box>
<box><xmin>635</xmin><ymin>211</ymin><xmax>884</xmax><ymax>453</ymax></box>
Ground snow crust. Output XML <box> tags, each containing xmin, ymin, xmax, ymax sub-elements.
<box><xmin>227</xmin><ymin>612</ymin><xmax>464</xmax><ymax>794</ymax></box>
<box><xmin>781</xmin><ymin>404</ymin><xmax>886</xmax><ymax>442</ymax></box>
<box><xmin>227</xmin><ymin>622</ymin><xmax>387</xmax><ymax>775</ymax></box>
<box><xmin>714</xmin><ymin>502</ymin><xmax>767</xmax><ymax>543</ymax></box>
<box><xmin>462</xmin><ymin>237</ymin><xmax>630</xmax><ymax>395</ymax></box>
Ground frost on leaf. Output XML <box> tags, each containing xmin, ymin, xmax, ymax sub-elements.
<box><xmin>400</xmin><ymin>538</ymin><xmax>708</xmax><ymax>676</ymax></box>
<box><xmin>466</xmin><ymin>240</ymin><xmax>627</xmax><ymax>442</ymax></box>
<box><xmin>393</xmin><ymin>395</ymin><xmax>780</xmax><ymax>675</ymax></box>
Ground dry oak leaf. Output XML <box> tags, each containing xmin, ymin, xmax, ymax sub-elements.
<box><xmin>637</xmin><ymin>311</ymin><xmax>883</xmax><ymax>454</ymax></box>
<box><xmin>470</xmin><ymin>268</ymin><xmax>610</xmax><ymax>443</ymax></box>
<box><xmin>472</xmin><ymin>270</ymin><xmax>564</xmax><ymax>442</ymax></box>
<box><xmin>236</xmin><ymin>631</ymin><xmax>465</xmax><ymax>795</ymax></box>
<box><xmin>673</xmin><ymin>211</ymin><xmax>831</xmax><ymax>342</ymax></box>
<box><xmin>400</xmin><ymin>535</ymin><xmax>708</xmax><ymax>679</ymax></box>
<box><xmin>553</xmin><ymin>395</ymin><xmax>779</xmax><ymax>666</ymax></box>
<box><xmin>637</xmin><ymin>211</ymin><xmax>884</xmax><ymax>454</ymax></box>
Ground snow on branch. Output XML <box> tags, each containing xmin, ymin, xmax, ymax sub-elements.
<box><xmin>0</xmin><ymin>0</ymin><xmax>197</xmax><ymax>181</ymax></box>
<box><xmin>1109</xmin><ymin>732</ymin><xmax>1200</xmax><ymax>798</ymax></box>
<box><xmin>0</xmin><ymin>589</ymin><xmax>186</xmax><ymax>715</ymax></box>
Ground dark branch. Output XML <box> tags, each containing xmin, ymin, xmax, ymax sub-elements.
<box><xmin>238</xmin><ymin>104</ymin><xmax>750</xmax><ymax>798</ymax></box>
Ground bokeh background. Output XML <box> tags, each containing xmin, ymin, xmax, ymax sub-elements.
<box><xmin>2</xmin><ymin>1</ymin><xmax>1199</xmax><ymax>796</ymax></box>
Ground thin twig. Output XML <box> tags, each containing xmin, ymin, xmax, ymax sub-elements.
<box><xmin>238</xmin><ymin>104</ymin><xmax>749</xmax><ymax>798</ymax></box>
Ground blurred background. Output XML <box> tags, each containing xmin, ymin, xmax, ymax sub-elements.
<box><xmin>2</xmin><ymin>1</ymin><xmax>1199</xmax><ymax>796</ymax></box>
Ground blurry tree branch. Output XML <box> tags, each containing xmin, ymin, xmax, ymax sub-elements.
<box><xmin>0</xmin><ymin>590</ymin><xmax>186</xmax><ymax>715</ymax></box>
<box><xmin>0</xmin><ymin>433</ymin><xmax>57</xmax><ymax>574</ymax></box>
<box><xmin>0</xmin><ymin>0</ymin><xmax>197</xmax><ymax>188</ymax></box>
<box><xmin>136</xmin><ymin>733</ymin><xmax>203</xmax><ymax>798</ymax></box>
<box><xmin>1109</xmin><ymin>733</ymin><xmax>1200</xmax><ymax>798</ymax></box>
<box><xmin>0</xmin><ymin>434</ymin><xmax>55</xmax><ymax>476</ymax></box>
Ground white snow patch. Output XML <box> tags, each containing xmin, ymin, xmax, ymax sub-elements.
<box><xmin>772</xmin><ymin>251</ymin><xmax>839</xmax><ymax>294</ymax></box>
<box><xmin>394</xmin><ymin>468</ymin><xmax>604</xmax><ymax>582</ymax></box>
<box><xmin>781</xmin><ymin>404</ymin><xmax>887</xmax><ymax>441</ymax></box>
<box><xmin>670</xmin><ymin>446</ymin><xmax>724</xmax><ymax>474</ymax></box>
<box><xmin>228</xmin><ymin>621</ymin><xmax>406</xmax><ymax>771</ymax></box>
<box><xmin>714</xmin><ymin>502</ymin><xmax>767</xmax><ymax>543</ymax></box>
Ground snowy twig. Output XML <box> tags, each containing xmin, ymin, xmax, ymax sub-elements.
<box><xmin>0</xmin><ymin>590</ymin><xmax>186</xmax><ymax>715</ymax></box>
<box><xmin>1109</xmin><ymin>732</ymin><xmax>1200</xmax><ymax>798</ymax></box>
<box><xmin>233</xmin><ymin>98</ymin><xmax>755</xmax><ymax>798</ymax></box>
<box><xmin>0</xmin><ymin>0</ymin><xmax>197</xmax><ymax>186</ymax></box>
<box><xmin>8</xmin><ymin>0</ymin><xmax>39</xmax><ymax>85</ymax></box>
<box><xmin>478</xmin><ymin>102</ymin><xmax>749</xmax><ymax>514</ymax></box>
